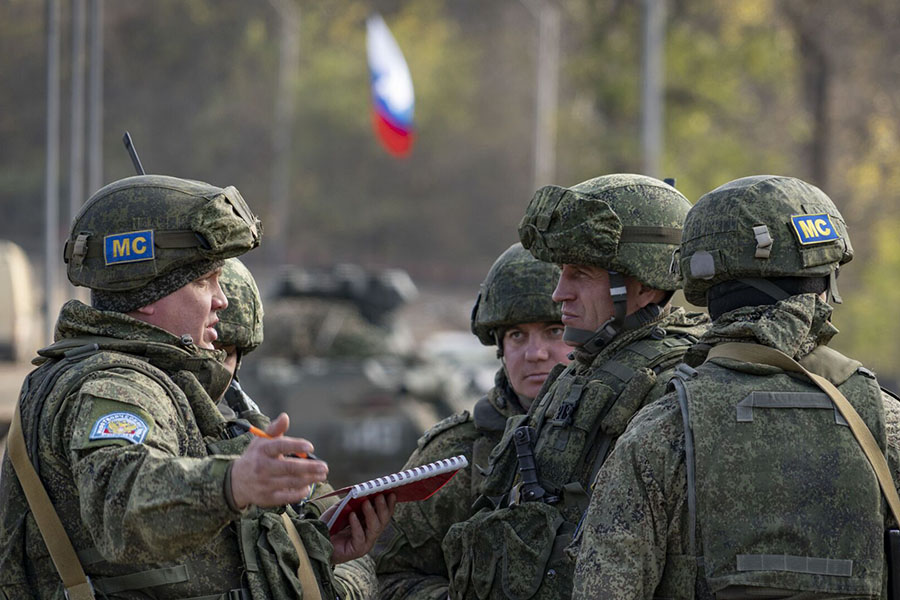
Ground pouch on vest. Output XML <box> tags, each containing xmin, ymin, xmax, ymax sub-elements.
<box><xmin>533</xmin><ymin>366</ymin><xmax>657</xmax><ymax>515</ymax></box>
<box><xmin>478</xmin><ymin>414</ymin><xmax>529</xmax><ymax>502</ymax></box>
<box><xmin>238</xmin><ymin>509</ymin><xmax>337</xmax><ymax>600</ymax></box>
<box><xmin>443</xmin><ymin>501</ymin><xmax>573</xmax><ymax>600</ymax></box>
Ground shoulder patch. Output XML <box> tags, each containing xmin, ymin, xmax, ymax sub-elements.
<box><xmin>90</xmin><ymin>412</ymin><xmax>149</xmax><ymax>444</ymax></box>
<box><xmin>790</xmin><ymin>214</ymin><xmax>840</xmax><ymax>245</ymax></box>
<box><xmin>417</xmin><ymin>410</ymin><xmax>471</xmax><ymax>450</ymax></box>
<box><xmin>104</xmin><ymin>230</ymin><xmax>155</xmax><ymax>265</ymax></box>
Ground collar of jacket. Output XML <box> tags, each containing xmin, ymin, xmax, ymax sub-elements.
<box><xmin>698</xmin><ymin>293</ymin><xmax>837</xmax><ymax>362</ymax></box>
<box><xmin>39</xmin><ymin>300</ymin><xmax>232</xmax><ymax>400</ymax></box>
<box><xmin>570</xmin><ymin>304</ymin><xmax>679</xmax><ymax>366</ymax></box>
<box><xmin>486</xmin><ymin>367</ymin><xmax>527</xmax><ymax>416</ymax></box>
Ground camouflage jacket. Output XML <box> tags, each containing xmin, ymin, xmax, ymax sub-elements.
<box><xmin>374</xmin><ymin>369</ymin><xmax>525</xmax><ymax>600</ymax></box>
<box><xmin>573</xmin><ymin>295</ymin><xmax>900</xmax><ymax>600</ymax></box>
<box><xmin>442</xmin><ymin>307</ymin><xmax>710</xmax><ymax>600</ymax></box>
<box><xmin>215</xmin><ymin>402</ymin><xmax>378</xmax><ymax>600</ymax></box>
<box><xmin>0</xmin><ymin>300</ymin><xmax>338</xmax><ymax>600</ymax></box>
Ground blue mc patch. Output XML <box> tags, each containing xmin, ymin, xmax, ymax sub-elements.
<box><xmin>90</xmin><ymin>412</ymin><xmax>150</xmax><ymax>445</ymax></box>
<box><xmin>104</xmin><ymin>230</ymin><xmax>155</xmax><ymax>265</ymax></box>
<box><xmin>790</xmin><ymin>214</ymin><xmax>840</xmax><ymax>245</ymax></box>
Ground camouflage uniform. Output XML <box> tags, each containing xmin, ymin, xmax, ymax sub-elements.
<box><xmin>216</xmin><ymin>257</ymin><xmax>269</xmax><ymax>425</ymax></box>
<box><xmin>301</xmin><ymin>483</ymin><xmax>379</xmax><ymax>600</ymax></box>
<box><xmin>574</xmin><ymin>175</ymin><xmax>900</xmax><ymax>599</ymax></box>
<box><xmin>375</xmin><ymin>369</ymin><xmax>524</xmax><ymax>599</ymax></box>
<box><xmin>0</xmin><ymin>301</ymin><xmax>338</xmax><ymax>599</ymax></box>
<box><xmin>216</xmin><ymin>257</ymin><xmax>379</xmax><ymax>600</ymax></box>
<box><xmin>441</xmin><ymin>175</ymin><xmax>710</xmax><ymax>599</ymax></box>
<box><xmin>0</xmin><ymin>176</ymin><xmax>341</xmax><ymax>599</ymax></box>
<box><xmin>375</xmin><ymin>243</ymin><xmax>562</xmax><ymax>600</ymax></box>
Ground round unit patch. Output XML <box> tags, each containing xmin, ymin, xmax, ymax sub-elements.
<box><xmin>90</xmin><ymin>412</ymin><xmax>150</xmax><ymax>444</ymax></box>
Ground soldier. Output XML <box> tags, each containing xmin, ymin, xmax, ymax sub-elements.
<box><xmin>374</xmin><ymin>242</ymin><xmax>572</xmax><ymax>599</ymax></box>
<box><xmin>214</xmin><ymin>256</ymin><xmax>383</xmax><ymax>600</ymax></box>
<box><xmin>573</xmin><ymin>175</ymin><xmax>900</xmax><ymax>599</ymax></box>
<box><xmin>0</xmin><ymin>175</ymin><xmax>392</xmax><ymax>599</ymax></box>
<box><xmin>441</xmin><ymin>174</ymin><xmax>710</xmax><ymax>599</ymax></box>
<box><xmin>214</xmin><ymin>257</ymin><xmax>267</xmax><ymax>417</ymax></box>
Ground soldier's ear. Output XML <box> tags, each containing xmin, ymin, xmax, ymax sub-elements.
<box><xmin>130</xmin><ymin>304</ymin><xmax>156</xmax><ymax>316</ymax></box>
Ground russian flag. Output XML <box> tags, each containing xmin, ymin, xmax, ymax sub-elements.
<box><xmin>367</xmin><ymin>14</ymin><xmax>415</xmax><ymax>157</ymax></box>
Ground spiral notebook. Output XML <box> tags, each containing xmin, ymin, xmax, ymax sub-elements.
<box><xmin>319</xmin><ymin>455</ymin><xmax>468</xmax><ymax>533</ymax></box>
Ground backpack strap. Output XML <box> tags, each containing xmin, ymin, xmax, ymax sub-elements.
<box><xmin>670</xmin><ymin>363</ymin><xmax>700</xmax><ymax>557</ymax></box>
<box><xmin>707</xmin><ymin>342</ymin><xmax>900</xmax><ymax>526</ymax></box>
<box><xmin>8</xmin><ymin>404</ymin><xmax>95</xmax><ymax>599</ymax></box>
<box><xmin>279</xmin><ymin>512</ymin><xmax>323</xmax><ymax>600</ymax></box>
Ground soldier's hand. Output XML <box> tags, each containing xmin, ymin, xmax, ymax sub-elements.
<box><xmin>230</xmin><ymin>413</ymin><xmax>328</xmax><ymax>509</ymax></box>
<box><xmin>326</xmin><ymin>492</ymin><xmax>396</xmax><ymax>564</ymax></box>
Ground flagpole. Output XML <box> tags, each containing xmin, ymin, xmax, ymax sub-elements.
<box><xmin>641</xmin><ymin>0</ymin><xmax>665</xmax><ymax>178</ymax></box>
<box><xmin>267</xmin><ymin>0</ymin><xmax>300</xmax><ymax>265</ymax></box>
<box><xmin>520</xmin><ymin>0</ymin><xmax>560</xmax><ymax>189</ymax></box>
<box><xmin>45</xmin><ymin>0</ymin><xmax>62</xmax><ymax>343</ymax></box>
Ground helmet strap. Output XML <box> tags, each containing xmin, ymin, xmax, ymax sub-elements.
<box><xmin>828</xmin><ymin>269</ymin><xmax>843</xmax><ymax>304</ymax></box>
<box><xmin>493</xmin><ymin>330</ymin><xmax>505</xmax><ymax>358</ymax></box>
<box><xmin>234</xmin><ymin>348</ymin><xmax>244</xmax><ymax>373</ymax></box>
<box><xmin>563</xmin><ymin>271</ymin><xmax>659</xmax><ymax>355</ymax></box>
<box><xmin>498</xmin><ymin>349</ymin><xmax>513</xmax><ymax>399</ymax></box>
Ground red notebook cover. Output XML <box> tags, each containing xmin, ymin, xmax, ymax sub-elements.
<box><xmin>320</xmin><ymin>455</ymin><xmax>468</xmax><ymax>533</ymax></box>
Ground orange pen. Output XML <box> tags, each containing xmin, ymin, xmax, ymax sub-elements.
<box><xmin>233</xmin><ymin>421</ymin><xmax>321</xmax><ymax>461</ymax></box>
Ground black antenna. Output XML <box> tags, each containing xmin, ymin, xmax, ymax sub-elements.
<box><xmin>122</xmin><ymin>131</ymin><xmax>145</xmax><ymax>175</ymax></box>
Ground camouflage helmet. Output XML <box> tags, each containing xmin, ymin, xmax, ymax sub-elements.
<box><xmin>470</xmin><ymin>243</ymin><xmax>562</xmax><ymax>346</ymax></box>
<box><xmin>64</xmin><ymin>175</ymin><xmax>261</xmax><ymax>293</ymax></box>
<box><xmin>680</xmin><ymin>175</ymin><xmax>853</xmax><ymax>306</ymax></box>
<box><xmin>518</xmin><ymin>173</ymin><xmax>691</xmax><ymax>291</ymax></box>
<box><xmin>216</xmin><ymin>257</ymin><xmax>264</xmax><ymax>354</ymax></box>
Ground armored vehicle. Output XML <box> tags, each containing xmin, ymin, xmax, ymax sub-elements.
<box><xmin>239</xmin><ymin>264</ymin><xmax>490</xmax><ymax>488</ymax></box>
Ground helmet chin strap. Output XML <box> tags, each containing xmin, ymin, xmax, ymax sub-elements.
<box><xmin>563</xmin><ymin>271</ymin><xmax>670</xmax><ymax>355</ymax></box>
<box><xmin>828</xmin><ymin>269</ymin><xmax>842</xmax><ymax>304</ymax></box>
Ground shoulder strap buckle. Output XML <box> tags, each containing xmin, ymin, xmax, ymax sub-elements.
<box><xmin>64</xmin><ymin>577</ymin><xmax>94</xmax><ymax>600</ymax></box>
<box><xmin>674</xmin><ymin>363</ymin><xmax>699</xmax><ymax>381</ymax></box>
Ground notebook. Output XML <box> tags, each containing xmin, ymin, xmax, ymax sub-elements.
<box><xmin>319</xmin><ymin>455</ymin><xmax>468</xmax><ymax>533</ymax></box>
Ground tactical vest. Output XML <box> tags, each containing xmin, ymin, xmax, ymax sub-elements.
<box><xmin>482</xmin><ymin>330</ymin><xmax>697</xmax><ymax>520</ymax></box>
<box><xmin>661</xmin><ymin>345</ymin><xmax>888</xmax><ymax>599</ymax></box>
<box><xmin>443</xmin><ymin>326</ymin><xmax>699</xmax><ymax>600</ymax></box>
<box><xmin>0</xmin><ymin>337</ymin><xmax>336</xmax><ymax>600</ymax></box>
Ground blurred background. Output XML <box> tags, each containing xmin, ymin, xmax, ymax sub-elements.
<box><xmin>3</xmin><ymin>0</ymin><xmax>900</xmax><ymax>482</ymax></box>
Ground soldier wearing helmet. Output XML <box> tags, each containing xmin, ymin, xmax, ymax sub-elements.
<box><xmin>574</xmin><ymin>175</ymin><xmax>900</xmax><ymax>599</ymax></box>
<box><xmin>0</xmin><ymin>175</ymin><xmax>391</xmax><ymax>599</ymax></box>
<box><xmin>212</xmin><ymin>256</ymin><xmax>390</xmax><ymax>600</ymax></box>
<box><xmin>440</xmin><ymin>174</ymin><xmax>709</xmax><ymax>600</ymax></box>
<box><xmin>216</xmin><ymin>257</ymin><xmax>265</xmax><ymax>373</ymax></box>
<box><xmin>375</xmin><ymin>242</ymin><xmax>572</xmax><ymax>599</ymax></box>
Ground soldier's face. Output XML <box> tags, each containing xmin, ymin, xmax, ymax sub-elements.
<box><xmin>501</xmin><ymin>322</ymin><xmax>570</xmax><ymax>405</ymax></box>
<box><xmin>130</xmin><ymin>267</ymin><xmax>228</xmax><ymax>349</ymax></box>
<box><xmin>552</xmin><ymin>265</ymin><xmax>650</xmax><ymax>343</ymax></box>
